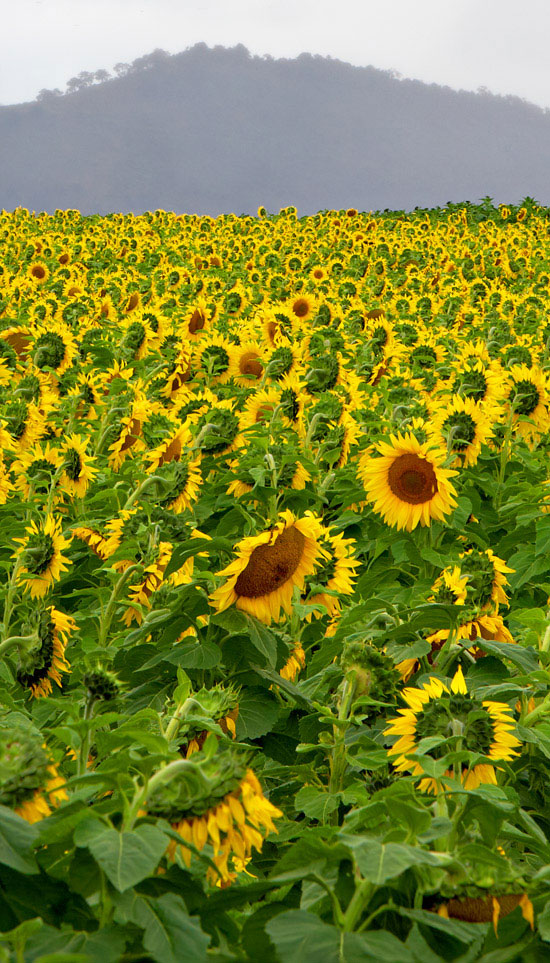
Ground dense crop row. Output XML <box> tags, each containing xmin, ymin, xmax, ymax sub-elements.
<box><xmin>1</xmin><ymin>199</ymin><xmax>550</xmax><ymax>960</ymax></box>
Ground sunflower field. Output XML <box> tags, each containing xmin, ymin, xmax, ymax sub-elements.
<box><xmin>3</xmin><ymin>198</ymin><xmax>550</xmax><ymax>960</ymax></box>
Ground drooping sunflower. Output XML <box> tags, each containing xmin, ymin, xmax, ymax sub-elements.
<box><xmin>147</xmin><ymin>755</ymin><xmax>281</xmax><ymax>885</ymax></box>
<box><xmin>122</xmin><ymin>541</ymin><xmax>173</xmax><ymax>626</ymax></box>
<box><xmin>359</xmin><ymin>432</ymin><xmax>458</xmax><ymax>531</ymax></box>
<box><xmin>194</xmin><ymin>333</ymin><xmax>234</xmax><ymax>385</ymax></box>
<box><xmin>211</xmin><ymin>510</ymin><xmax>324</xmax><ymax>624</ymax></box>
<box><xmin>14</xmin><ymin>514</ymin><xmax>72</xmax><ymax>598</ymax></box>
<box><xmin>59</xmin><ymin>434</ymin><xmax>99</xmax><ymax>498</ymax></box>
<box><xmin>17</xmin><ymin>607</ymin><xmax>76</xmax><ymax>698</ymax></box>
<box><xmin>32</xmin><ymin>321</ymin><xmax>77</xmax><ymax>376</ymax></box>
<box><xmin>459</xmin><ymin>548</ymin><xmax>513</xmax><ymax>612</ymax></box>
<box><xmin>429</xmin><ymin>395</ymin><xmax>494</xmax><ymax>467</ymax></box>
<box><xmin>385</xmin><ymin>666</ymin><xmax>521</xmax><ymax>794</ymax></box>
<box><xmin>0</xmin><ymin>724</ymin><xmax>67</xmax><ymax>824</ymax></box>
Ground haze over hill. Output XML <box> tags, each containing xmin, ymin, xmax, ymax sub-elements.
<box><xmin>0</xmin><ymin>44</ymin><xmax>548</xmax><ymax>216</ymax></box>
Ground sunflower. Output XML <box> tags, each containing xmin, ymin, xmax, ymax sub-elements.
<box><xmin>11</xmin><ymin>442</ymin><xmax>63</xmax><ymax>502</ymax></box>
<box><xmin>227</xmin><ymin>342</ymin><xmax>266</xmax><ymax>386</ymax></box>
<box><xmin>28</xmin><ymin>261</ymin><xmax>50</xmax><ymax>284</ymax></box>
<box><xmin>429</xmin><ymin>395</ymin><xmax>494</xmax><ymax>467</ymax></box>
<box><xmin>211</xmin><ymin>510</ymin><xmax>324</xmax><ymax>624</ymax></box>
<box><xmin>0</xmin><ymin>458</ymin><xmax>13</xmax><ymax>503</ymax></box>
<box><xmin>122</xmin><ymin>541</ymin><xmax>173</xmax><ymax>626</ymax></box>
<box><xmin>59</xmin><ymin>434</ymin><xmax>98</xmax><ymax>498</ymax></box>
<box><xmin>32</xmin><ymin>321</ymin><xmax>77</xmax><ymax>376</ymax></box>
<box><xmin>507</xmin><ymin>363</ymin><xmax>549</xmax><ymax>442</ymax></box>
<box><xmin>303</xmin><ymin>530</ymin><xmax>360</xmax><ymax>618</ymax></box>
<box><xmin>239</xmin><ymin>387</ymin><xmax>282</xmax><ymax>430</ymax></box>
<box><xmin>161</xmin><ymin>347</ymin><xmax>193</xmax><ymax>398</ymax></box>
<box><xmin>0</xmin><ymin>725</ymin><xmax>67</xmax><ymax>824</ymax></box>
<box><xmin>3</xmin><ymin>399</ymin><xmax>46</xmax><ymax>453</ymax></box>
<box><xmin>184</xmin><ymin>297</ymin><xmax>216</xmax><ymax>338</ymax></box>
<box><xmin>448</xmin><ymin>358</ymin><xmax>507</xmax><ymax>407</ymax></box>
<box><xmin>438</xmin><ymin>892</ymin><xmax>534</xmax><ymax>935</ymax></box>
<box><xmin>359</xmin><ymin>432</ymin><xmax>458</xmax><ymax>531</ymax></box>
<box><xmin>146</xmin><ymin>756</ymin><xmax>281</xmax><ymax>885</ymax></box>
<box><xmin>156</xmin><ymin>455</ymin><xmax>203</xmax><ymax>513</ymax></box>
<box><xmin>107</xmin><ymin>397</ymin><xmax>149</xmax><ymax>470</ymax></box>
<box><xmin>280</xmin><ymin>641</ymin><xmax>306</xmax><ymax>681</ymax></box>
<box><xmin>194</xmin><ymin>333</ymin><xmax>233</xmax><ymax>385</ymax></box>
<box><xmin>290</xmin><ymin>293</ymin><xmax>315</xmax><ymax>322</ymax></box>
<box><xmin>385</xmin><ymin>666</ymin><xmax>521</xmax><ymax>794</ymax></box>
<box><xmin>17</xmin><ymin>607</ymin><xmax>76</xmax><ymax>698</ymax></box>
<box><xmin>14</xmin><ymin>514</ymin><xmax>72</xmax><ymax>598</ymax></box>
<box><xmin>459</xmin><ymin>548</ymin><xmax>513</xmax><ymax>612</ymax></box>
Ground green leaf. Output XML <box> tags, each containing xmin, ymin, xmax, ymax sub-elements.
<box><xmin>0</xmin><ymin>805</ymin><xmax>39</xmax><ymax>874</ymax></box>
<box><xmin>398</xmin><ymin>906</ymin><xmax>484</xmax><ymax>943</ymax></box>
<box><xmin>338</xmin><ymin>835</ymin><xmax>452</xmax><ymax>884</ymax></box>
<box><xmin>294</xmin><ymin>786</ymin><xmax>340</xmax><ymax>821</ymax></box>
<box><xmin>86</xmin><ymin>824</ymin><xmax>168</xmax><ymax>892</ymax></box>
<box><xmin>236</xmin><ymin>687</ymin><xmax>279</xmax><ymax>739</ymax></box>
<box><xmin>137</xmin><ymin>893</ymin><xmax>210</xmax><ymax>963</ymax></box>
<box><xmin>266</xmin><ymin>910</ymin><xmax>415</xmax><ymax>963</ymax></box>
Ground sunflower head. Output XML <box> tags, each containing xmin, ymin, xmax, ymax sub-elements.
<box><xmin>385</xmin><ymin>667</ymin><xmax>521</xmax><ymax>793</ymax></box>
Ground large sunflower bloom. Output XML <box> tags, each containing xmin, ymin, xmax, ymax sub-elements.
<box><xmin>359</xmin><ymin>432</ymin><xmax>458</xmax><ymax>531</ymax></box>
<box><xmin>210</xmin><ymin>510</ymin><xmax>324</xmax><ymax>624</ymax></box>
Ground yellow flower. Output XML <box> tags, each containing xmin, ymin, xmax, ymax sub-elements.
<box><xmin>211</xmin><ymin>510</ymin><xmax>324</xmax><ymax>624</ymax></box>
<box><xmin>14</xmin><ymin>514</ymin><xmax>72</xmax><ymax>598</ymax></box>
<box><xmin>359</xmin><ymin>432</ymin><xmax>458</xmax><ymax>531</ymax></box>
<box><xmin>385</xmin><ymin>667</ymin><xmax>521</xmax><ymax>794</ymax></box>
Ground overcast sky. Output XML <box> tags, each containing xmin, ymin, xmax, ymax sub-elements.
<box><xmin>2</xmin><ymin>0</ymin><xmax>549</xmax><ymax>107</ymax></box>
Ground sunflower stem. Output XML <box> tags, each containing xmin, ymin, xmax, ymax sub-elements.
<box><xmin>1</xmin><ymin>556</ymin><xmax>24</xmax><ymax>641</ymax></box>
<box><xmin>78</xmin><ymin>695</ymin><xmax>98</xmax><ymax>776</ymax></box>
<box><xmin>98</xmin><ymin>563</ymin><xmax>142</xmax><ymax>646</ymax></box>
<box><xmin>328</xmin><ymin>677</ymin><xmax>355</xmax><ymax>821</ymax></box>
<box><xmin>342</xmin><ymin>878</ymin><xmax>374</xmax><ymax>932</ymax></box>
<box><xmin>44</xmin><ymin>465</ymin><xmax>65</xmax><ymax>515</ymax></box>
<box><xmin>0</xmin><ymin>631</ymin><xmax>39</xmax><ymax>658</ymax></box>
<box><xmin>164</xmin><ymin>696</ymin><xmax>199</xmax><ymax>743</ymax></box>
<box><xmin>524</xmin><ymin>693</ymin><xmax>550</xmax><ymax>727</ymax></box>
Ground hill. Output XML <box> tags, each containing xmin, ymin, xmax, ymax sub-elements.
<box><xmin>0</xmin><ymin>44</ymin><xmax>548</xmax><ymax>214</ymax></box>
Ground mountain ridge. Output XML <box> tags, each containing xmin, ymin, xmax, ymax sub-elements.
<box><xmin>1</xmin><ymin>43</ymin><xmax>548</xmax><ymax>215</ymax></box>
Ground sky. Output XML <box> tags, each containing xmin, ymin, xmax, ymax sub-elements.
<box><xmin>2</xmin><ymin>0</ymin><xmax>549</xmax><ymax>108</ymax></box>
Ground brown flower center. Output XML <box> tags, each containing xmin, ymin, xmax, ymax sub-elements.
<box><xmin>239</xmin><ymin>352</ymin><xmax>263</xmax><ymax>378</ymax></box>
<box><xmin>120</xmin><ymin>418</ymin><xmax>142</xmax><ymax>452</ymax></box>
<box><xmin>266</xmin><ymin>321</ymin><xmax>277</xmax><ymax>343</ymax></box>
<box><xmin>444</xmin><ymin>894</ymin><xmax>522</xmax><ymax>923</ymax></box>
<box><xmin>387</xmin><ymin>453</ymin><xmax>438</xmax><ymax>505</ymax></box>
<box><xmin>158</xmin><ymin>437</ymin><xmax>182</xmax><ymax>466</ymax></box>
<box><xmin>31</xmin><ymin>265</ymin><xmax>46</xmax><ymax>280</ymax></box>
<box><xmin>188</xmin><ymin>309</ymin><xmax>205</xmax><ymax>334</ymax></box>
<box><xmin>234</xmin><ymin>527</ymin><xmax>306</xmax><ymax>598</ymax></box>
<box><xmin>292</xmin><ymin>298</ymin><xmax>309</xmax><ymax>318</ymax></box>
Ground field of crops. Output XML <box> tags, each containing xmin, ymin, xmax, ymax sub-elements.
<box><xmin>2</xmin><ymin>199</ymin><xmax>550</xmax><ymax>961</ymax></box>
